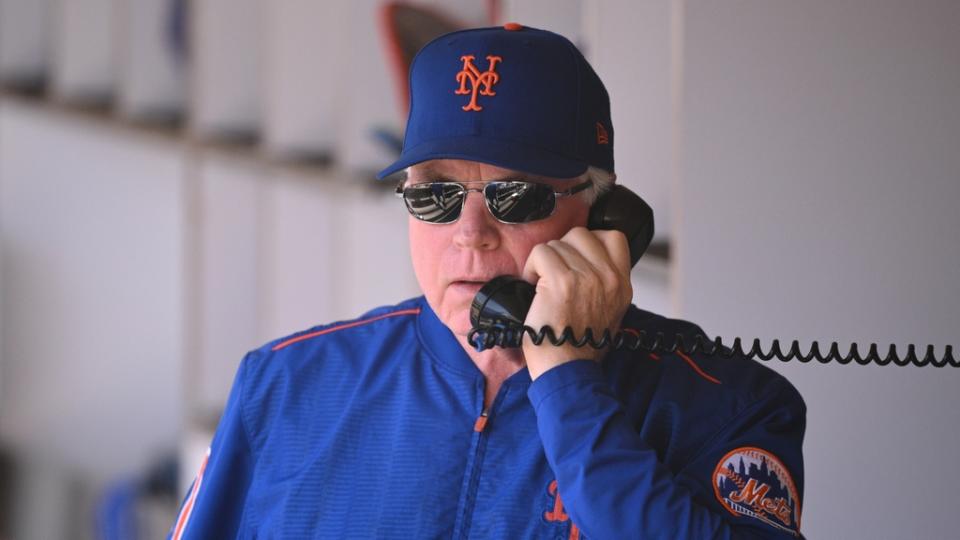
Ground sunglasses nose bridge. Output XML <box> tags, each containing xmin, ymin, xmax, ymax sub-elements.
<box><xmin>450</xmin><ymin>186</ymin><xmax>503</xmax><ymax>251</ymax></box>
<box><xmin>457</xmin><ymin>186</ymin><xmax>494</xmax><ymax>219</ymax></box>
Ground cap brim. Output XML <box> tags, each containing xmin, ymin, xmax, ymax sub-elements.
<box><xmin>376</xmin><ymin>136</ymin><xmax>589</xmax><ymax>180</ymax></box>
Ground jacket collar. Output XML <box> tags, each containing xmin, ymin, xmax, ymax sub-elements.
<box><xmin>415</xmin><ymin>296</ymin><xmax>531</xmax><ymax>387</ymax></box>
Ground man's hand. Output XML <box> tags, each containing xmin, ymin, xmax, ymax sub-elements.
<box><xmin>521</xmin><ymin>227</ymin><xmax>633</xmax><ymax>380</ymax></box>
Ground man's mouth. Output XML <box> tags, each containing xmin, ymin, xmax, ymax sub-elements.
<box><xmin>449</xmin><ymin>280</ymin><xmax>487</xmax><ymax>294</ymax></box>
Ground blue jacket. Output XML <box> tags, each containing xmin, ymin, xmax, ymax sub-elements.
<box><xmin>170</xmin><ymin>296</ymin><xmax>805</xmax><ymax>539</ymax></box>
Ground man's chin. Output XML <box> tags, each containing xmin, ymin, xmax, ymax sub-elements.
<box><xmin>440</xmin><ymin>307</ymin><xmax>475</xmax><ymax>338</ymax></box>
<box><xmin>431</xmin><ymin>290</ymin><xmax>480</xmax><ymax>337</ymax></box>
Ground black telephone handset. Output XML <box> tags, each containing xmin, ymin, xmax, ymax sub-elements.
<box><xmin>466</xmin><ymin>187</ymin><xmax>956</xmax><ymax>367</ymax></box>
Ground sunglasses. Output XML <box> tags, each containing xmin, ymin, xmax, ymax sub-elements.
<box><xmin>396</xmin><ymin>179</ymin><xmax>592</xmax><ymax>224</ymax></box>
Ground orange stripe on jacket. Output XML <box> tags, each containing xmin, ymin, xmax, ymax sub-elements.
<box><xmin>622</xmin><ymin>328</ymin><xmax>660</xmax><ymax>362</ymax></box>
<box><xmin>172</xmin><ymin>448</ymin><xmax>211</xmax><ymax>540</ymax></box>
<box><xmin>675</xmin><ymin>350</ymin><xmax>722</xmax><ymax>385</ymax></box>
<box><xmin>623</xmin><ymin>328</ymin><xmax>719</xmax><ymax>383</ymax></box>
<box><xmin>272</xmin><ymin>308</ymin><xmax>422</xmax><ymax>351</ymax></box>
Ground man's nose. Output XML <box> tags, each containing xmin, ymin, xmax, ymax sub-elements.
<box><xmin>452</xmin><ymin>190</ymin><xmax>500</xmax><ymax>250</ymax></box>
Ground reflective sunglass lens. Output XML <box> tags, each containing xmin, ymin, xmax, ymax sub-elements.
<box><xmin>403</xmin><ymin>183</ymin><xmax>465</xmax><ymax>223</ymax></box>
<box><xmin>485</xmin><ymin>182</ymin><xmax>555</xmax><ymax>223</ymax></box>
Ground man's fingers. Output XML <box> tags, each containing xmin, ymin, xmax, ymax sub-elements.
<box><xmin>559</xmin><ymin>227</ymin><xmax>615</xmax><ymax>272</ymax></box>
<box><xmin>559</xmin><ymin>227</ymin><xmax>632</xmax><ymax>289</ymax></box>
<box><xmin>591</xmin><ymin>229</ymin><xmax>632</xmax><ymax>279</ymax></box>
<box><xmin>523</xmin><ymin>227</ymin><xmax>632</xmax><ymax>288</ymax></box>
<box><xmin>521</xmin><ymin>242</ymin><xmax>569</xmax><ymax>284</ymax></box>
<box><xmin>545</xmin><ymin>239</ymin><xmax>593</xmax><ymax>273</ymax></box>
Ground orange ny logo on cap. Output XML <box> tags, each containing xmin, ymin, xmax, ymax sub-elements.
<box><xmin>455</xmin><ymin>55</ymin><xmax>502</xmax><ymax>111</ymax></box>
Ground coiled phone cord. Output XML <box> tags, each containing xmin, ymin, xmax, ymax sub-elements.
<box><xmin>467</xmin><ymin>324</ymin><xmax>958</xmax><ymax>368</ymax></box>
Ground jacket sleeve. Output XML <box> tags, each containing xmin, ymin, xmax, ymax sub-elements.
<box><xmin>168</xmin><ymin>353</ymin><xmax>256</xmax><ymax>540</ymax></box>
<box><xmin>528</xmin><ymin>359</ymin><xmax>806</xmax><ymax>540</ymax></box>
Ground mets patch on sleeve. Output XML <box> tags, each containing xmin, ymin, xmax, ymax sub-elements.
<box><xmin>713</xmin><ymin>446</ymin><xmax>801</xmax><ymax>536</ymax></box>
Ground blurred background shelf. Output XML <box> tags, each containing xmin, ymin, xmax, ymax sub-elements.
<box><xmin>51</xmin><ymin>0</ymin><xmax>116</xmax><ymax>106</ymax></box>
<box><xmin>0</xmin><ymin>0</ymin><xmax>52</xmax><ymax>91</ymax></box>
<box><xmin>189</xmin><ymin>0</ymin><xmax>261</xmax><ymax>141</ymax></box>
<box><xmin>116</xmin><ymin>0</ymin><xmax>187</xmax><ymax>123</ymax></box>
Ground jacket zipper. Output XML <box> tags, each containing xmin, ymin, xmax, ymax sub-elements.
<box><xmin>473</xmin><ymin>408</ymin><xmax>489</xmax><ymax>433</ymax></box>
<box><xmin>452</xmin><ymin>405</ymin><xmax>492</xmax><ymax>539</ymax></box>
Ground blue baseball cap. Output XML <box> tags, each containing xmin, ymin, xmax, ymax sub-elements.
<box><xmin>377</xmin><ymin>23</ymin><xmax>614</xmax><ymax>180</ymax></box>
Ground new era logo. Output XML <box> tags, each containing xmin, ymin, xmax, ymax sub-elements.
<box><xmin>596</xmin><ymin>122</ymin><xmax>609</xmax><ymax>144</ymax></box>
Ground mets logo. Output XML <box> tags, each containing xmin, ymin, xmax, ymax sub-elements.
<box><xmin>713</xmin><ymin>447</ymin><xmax>801</xmax><ymax>536</ymax></box>
<box><xmin>543</xmin><ymin>479</ymin><xmax>581</xmax><ymax>540</ymax></box>
<box><xmin>455</xmin><ymin>54</ymin><xmax>502</xmax><ymax>111</ymax></box>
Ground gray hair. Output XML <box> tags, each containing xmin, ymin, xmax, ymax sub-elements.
<box><xmin>579</xmin><ymin>166</ymin><xmax>615</xmax><ymax>205</ymax></box>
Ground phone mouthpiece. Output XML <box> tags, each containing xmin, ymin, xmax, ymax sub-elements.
<box><xmin>469</xmin><ymin>276</ymin><xmax>536</xmax><ymax>329</ymax></box>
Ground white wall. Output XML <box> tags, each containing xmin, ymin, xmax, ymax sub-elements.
<box><xmin>501</xmin><ymin>0</ymin><xmax>582</xmax><ymax>46</ymax></box>
<box><xmin>192</xmin><ymin>151</ymin><xmax>264</xmax><ymax>416</ymax></box>
<box><xmin>587</xmin><ymin>0</ymin><xmax>675</xmax><ymax>243</ymax></box>
<box><xmin>677</xmin><ymin>1</ymin><xmax>960</xmax><ymax>538</ymax></box>
<box><xmin>0</xmin><ymin>99</ymin><xmax>184</xmax><ymax>480</ymax></box>
<box><xmin>259</xmin><ymin>167</ymin><xmax>421</xmax><ymax>342</ymax></box>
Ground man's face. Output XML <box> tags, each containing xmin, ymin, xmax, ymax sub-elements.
<box><xmin>407</xmin><ymin>159</ymin><xmax>591</xmax><ymax>336</ymax></box>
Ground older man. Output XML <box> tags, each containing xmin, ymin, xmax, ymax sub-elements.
<box><xmin>171</xmin><ymin>25</ymin><xmax>805</xmax><ymax>539</ymax></box>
